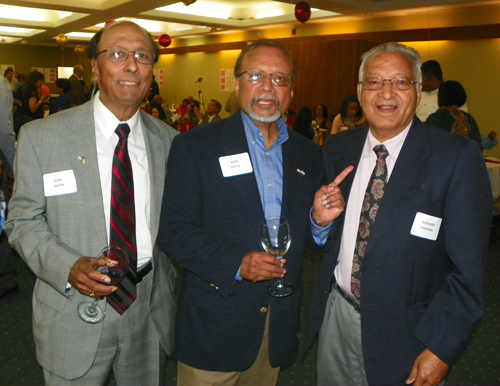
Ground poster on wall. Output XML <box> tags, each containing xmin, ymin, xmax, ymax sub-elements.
<box><xmin>219</xmin><ymin>69</ymin><xmax>235</xmax><ymax>92</ymax></box>
<box><xmin>45</xmin><ymin>68</ymin><xmax>57</xmax><ymax>83</ymax></box>
<box><xmin>1</xmin><ymin>64</ymin><xmax>15</xmax><ymax>74</ymax></box>
<box><xmin>155</xmin><ymin>69</ymin><xmax>165</xmax><ymax>87</ymax></box>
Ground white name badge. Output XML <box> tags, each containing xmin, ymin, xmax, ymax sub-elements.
<box><xmin>43</xmin><ymin>170</ymin><xmax>78</xmax><ymax>197</ymax></box>
<box><xmin>410</xmin><ymin>212</ymin><xmax>442</xmax><ymax>241</ymax></box>
<box><xmin>219</xmin><ymin>153</ymin><xmax>253</xmax><ymax>177</ymax></box>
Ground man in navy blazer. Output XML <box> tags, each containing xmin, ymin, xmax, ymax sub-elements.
<box><xmin>158</xmin><ymin>40</ymin><xmax>348</xmax><ymax>385</ymax></box>
<box><xmin>304</xmin><ymin>42</ymin><xmax>491</xmax><ymax>386</ymax></box>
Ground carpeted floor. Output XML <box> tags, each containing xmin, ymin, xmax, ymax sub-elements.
<box><xmin>1</xmin><ymin>226</ymin><xmax>499</xmax><ymax>386</ymax></box>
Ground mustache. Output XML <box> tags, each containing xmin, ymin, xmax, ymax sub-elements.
<box><xmin>250</xmin><ymin>94</ymin><xmax>281</xmax><ymax>109</ymax></box>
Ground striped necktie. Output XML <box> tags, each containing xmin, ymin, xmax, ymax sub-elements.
<box><xmin>107</xmin><ymin>123</ymin><xmax>137</xmax><ymax>314</ymax></box>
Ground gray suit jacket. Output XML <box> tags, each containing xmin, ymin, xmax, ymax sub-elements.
<box><xmin>4</xmin><ymin>101</ymin><xmax>178</xmax><ymax>379</ymax></box>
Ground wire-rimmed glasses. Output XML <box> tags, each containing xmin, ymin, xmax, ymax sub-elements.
<box><xmin>360</xmin><ymin>76</ymin><xmax>419</xmax><ymax>91</ymax></box>
<box><xmin>238</xmin><ymin>69</ymin><xmax>293</xmax><ymax>87</ymax></box>
<box><xmin>96</xmin><ymin>46</ymin><xmax>156</xmax><ymax>64</ymax></box>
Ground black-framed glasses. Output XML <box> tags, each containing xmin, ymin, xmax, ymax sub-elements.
<box><xmin>360</xmin><ymin>76</ymin><xmax>419</xmax><ymax>91</ymax></box>
<box><xmin>238</xmin><ymin>69</ymin><xmax>293</xmax><ymax>87</ymax></box>
<box><xmin>96</xmin><ymin>47</ymin><xmax>155</xmax><ymax>65</ymax></box>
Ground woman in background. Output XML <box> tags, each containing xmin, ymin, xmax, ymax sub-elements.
<box><xmin>329</xmin><ymin>95</ymin><xmax>367</xmax><ymax>135</ymax></box>
<box><xmin>22</xmin><ymin>71</ymin><xmax>49</xmax><ymax>120</ymax></box>
<box><xmin>426</xmin><ymin>80</ymin><xmax>482</xmax><ymax>148</ymax></box>
<box><xmin>293</xmin><ymin>107</ymin><xmax>314</xmax><ymax>139</ymax></box>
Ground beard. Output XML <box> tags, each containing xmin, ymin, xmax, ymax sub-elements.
<box><xmin>247</xmin><ymin>95</ymin><xmax>282</xmax><ymax>123</ymax></box>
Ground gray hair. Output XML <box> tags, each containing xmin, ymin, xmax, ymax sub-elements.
<box><xmin>234</xmin><ymin>39</ymin><xmax>297</xmax><ymax>87</ymax></box>
<box><xmin>359</xmin><ymin>42</ymin><xmax>422</xmax><ymax>89</ymax></box>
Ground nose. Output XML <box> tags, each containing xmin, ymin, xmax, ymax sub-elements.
<box><xmin>124</xmin><ymin>53</ymin><xmax>139</xmax><ymax>73</ymax></box>
<box><xmin>259</xmin><ymin>73</ymin><xmax>274</xmax><ymax>91</ymax></box>
<box><xmin>380</xmin><ymin>79</ymin><xmax>395</xmax><ymax>98</ymax></box>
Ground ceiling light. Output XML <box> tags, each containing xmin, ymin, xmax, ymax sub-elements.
<box><xmin>182</xmin><ymin>0</ymin><xmax>197</xmax><ymax>5</ymax></box>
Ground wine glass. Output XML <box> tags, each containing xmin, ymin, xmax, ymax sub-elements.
<box><xmin>77</xmin><ymin>246</ymin><xmax>129</xmax><ymax>324</ymax></box>
<box><xmin>262</xmin><ymin>216</ymin><xmax>293</xmax><ymax>297</ymax></box>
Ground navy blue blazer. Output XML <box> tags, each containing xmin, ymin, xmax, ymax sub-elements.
<box><xmin>158</xmin><ymin>112</ymin><xmax>324</xmax><ymax>371</ymax></box>
<box><xmin>304</xmin><ymin>118</ymin><xmax>491</xmax><ymax>385</ymax></box>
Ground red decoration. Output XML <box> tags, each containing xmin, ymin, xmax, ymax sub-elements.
<box><xmin>294</xmin><ymin>1</ymin><xmax>311</xmax><ymax>23</ymax></box>
<box><xmin>104</xmin><ymin>20</ymin><xmax>115</xmax><ymax>27</ymax></box>
<box><xmin>158</xmin><ymin>34</ymin><xmax>172</xmax><ymax>48</ymax></box>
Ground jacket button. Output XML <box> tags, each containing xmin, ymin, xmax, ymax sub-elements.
<box><xmin>209</xmin><ymin>283</ymin><xmax>218</xmax><ymax>290</ymax></box>
<box><xmin>260</xmin><ymin>307</ymin><xmax>268</xmax><ymax>313</ymax></box>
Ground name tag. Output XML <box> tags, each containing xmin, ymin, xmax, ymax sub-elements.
<box><xmin>43</xmin><ymin>170</ymin><xmax>77</xmax><ymax>197</ymax></box>
<box><xmin>410</xmin><ymin>212</ymin><xmax>442</xmax><ymax>241</ymax></box>
<box><xmin>219</xmin><ymin>153</ymin><xmax>253</xmax><ymax>177</ymax></box>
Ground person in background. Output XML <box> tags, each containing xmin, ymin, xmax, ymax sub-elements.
<box><xmin>426</xmin><ymin>80</ymin><xmax>481</xmax><ymax>148</ymax></box>
<box><xmin>50</xmin><ymin>78</ymin><xmax>72</xmax><ymax>115</ymax></box>
<box><xmin>198</xmin><ymin>99</ymin><xmax>222</xmax><ymax>125</ymax></box>
<box><xmin>313</xmin><ymin>104</ymin><xmax>329</xmax><ymax>146</ymax></box>
<box><xmin>304</xmin><ymin>42</ymin><xmax>491</xmax><ymax>386</ymax></box>
<box><xmin>68</xmin><ymin>64</ymin><xmax>88</xmax><ymax>106</ymax></box>
<box><xmin>0</xmin><ymin>74</ymin><xmax>18</xmax><ymax>300</ymax></box>
<box><xmin>3</xmin><ymin>69</ymin><xmax>16</xmax><ymax>92</ymax></box>
<box><xmin>21</xmin><ymin>71</ymin><xmax>49</xmax><ymax>120</ymax></box>
<box><xmin>5</xmin><ymin>20</ymin><xmax>177</xmax><ymax>385</ymax></box>
<box><xmin>150</xmin><ymin>101</ymin><xmax>167</xmax><ymax>122</ymax></box>
<box><xmin>292</xmin><ymin>107</ymin><xmax>314</xmax><ymax>139</ymax></box>
<box><xmin>416</xmin><ymin>60</ymin><xmax>468</xmax><ymax>122</ymax></box>
<box><xmin>158</xmin><ymin>39</ymin><xmax>349</xmax><ymax>386</ymax></box>
<box><xmin>329</xmin><ymin>95</ymin><xmax>367</xmax><ymax>135</ymax></box>
<box><xmin>482</xmin><ymin>130</ymin><xmax>498</xmax><ymax>150</ymax></box>
<box><xmin>225</xmin><ymin>90</ymin><xmax>240</xmax><ymax>117</ymax></box>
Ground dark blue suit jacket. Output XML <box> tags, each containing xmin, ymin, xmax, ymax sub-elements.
<box><xmin>304</xmin><ymin>118</ymin><xmax>491</xmax><ymax>385</ymax></box>
<box><xmin>158</xmin><ymin>112</ymin><xmax>324</xmax><ymax>371</ymax></box>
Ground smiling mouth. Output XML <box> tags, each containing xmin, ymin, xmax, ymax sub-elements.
<box><xmin>118</xmin><ymin>80</ymin><xmax>139</xmax><ymax>86</ymax></box>
<box><xmin>377</xmin><ymin>104</ymin><xmax>397</xmax><ymax>112</ymax></box>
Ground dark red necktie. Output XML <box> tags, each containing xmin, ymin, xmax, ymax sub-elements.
<box><xmin>107</xmin><ymin>123</ymin><xmax>137</xmax><ymax>314</ymax></box>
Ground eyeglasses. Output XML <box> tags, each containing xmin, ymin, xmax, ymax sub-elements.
<box><xmin>238</xmin><ymin>69</ymin><xmax>293</xmax><ymax>87</ymax></box>
<box><xmin>360</xmin><ymin>76</ymin><xmax>419</xmax><ymax>91</ymax></box>
<box><xmin>96</xmin><ymin>47</ymin><xmax>156</xmax><ymax>65</ymax></box>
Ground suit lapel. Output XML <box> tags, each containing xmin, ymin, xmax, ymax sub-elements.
<box><xmin>365</xmin><ymin>120</ymin><xmax>431</xmax><ymax>256</ymax></box>
<box><xmin>64</xmin><ymin>103</ymin><xmax>108</xmax><ymax>247</ymax></box>
<box><xmin>218</xmin><ymin>114</ymin><xmax>264</xmax><ymax>245</ymax></box>
<box><xmin>140</xmin><ymin>113</ymin><xmax>165</xmax><ymax>242</ymax></box>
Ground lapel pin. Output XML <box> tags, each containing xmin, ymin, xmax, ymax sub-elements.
<box><xmin>77</xmin><ymin>156</ymin><xmax>86</xmax><ymax>164</ymax></box>
<box><xmin>296</xmin><ymin>169</ymin><xmax>305</xmax><ymax>175</ymax></box>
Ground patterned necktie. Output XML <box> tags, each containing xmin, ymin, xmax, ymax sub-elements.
<box><xmin>351</xmin><ymin>144</ymin><xmax>389</xmax><ymax>304</ymax></box>
<box><xmin>107</xmin><ymin>123</ymin><xmax>137</xmax><ymax>314</ymax></box>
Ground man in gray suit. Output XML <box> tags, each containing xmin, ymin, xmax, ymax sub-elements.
<box><xmin>198</xmin><ymin>99</ymin><xmax>222</xmax><ymax>125</ymax></box>
<box><xmin>4</xmin><ymin>20</ymin><xmax>177</xmax><ymax>385</ymax></box>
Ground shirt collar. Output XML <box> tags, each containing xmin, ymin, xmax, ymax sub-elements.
<box><xmin>366</xmin><ymin>120</ymin><xmax>412</xmax><ymax>162</ymax></box>
<box><xmin>93</xmin><ymin>91</ymin><xmax>141</xmax><ymax>142</ymax></box>
<box><xmin>241</xmin><ymin>111</ymin><xmax>289</xmax><ymax>149</ymax></box>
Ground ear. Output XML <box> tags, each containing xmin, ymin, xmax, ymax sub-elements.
<box><xmin>90</xmin><ymin>59</ymin><xmax>99</xmax><ymax>83</ymax></box>
<box><xmin>357</xmin><ymin>82</ymin><xmax>363</xmax><ymax>107</ymax></box>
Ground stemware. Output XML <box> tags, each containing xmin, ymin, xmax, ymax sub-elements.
<box><xmin>261</xmin><ymin>216</ymin><xmax>293</xmax><ymax>297</ymax></box>
<box><xmin>77</xmin><ymin>246</ymin><xmax>129</xmax><ymax>324</ymax></box>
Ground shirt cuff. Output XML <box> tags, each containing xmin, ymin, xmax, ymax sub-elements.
<box><xmin>310</xmin><ymin>207</ymin><xmax>332</xmax><ymax>246</ymax></box>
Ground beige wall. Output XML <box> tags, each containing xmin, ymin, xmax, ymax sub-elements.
<box><xmin>157</xmin><ymin>50</ymin><xmax>241</xmax><ymax>119</ymax></box>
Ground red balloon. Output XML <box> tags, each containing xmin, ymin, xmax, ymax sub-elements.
<box><xmin>294</xmin><ymin>1</ymin><xmax>311</xmax><ymax>23</ymax></box>
<box><xmin>158</xmin><ymin>34</ymin><xmax>172</xmax><ymax>48</ymax></box>
<box><xmin>104</xmin><ymin>20</ymin><xmax>115</xmax><ymax>27</ymax></box>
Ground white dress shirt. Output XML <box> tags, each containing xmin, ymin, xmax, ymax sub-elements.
<box><xmin>94</xmin><ymin>93</ymin><xmax>152</xmax><ymax>269</ymax></box>
<box><xmin>334</xmin><ymin>123</ymin><xmax>411</xmax><ymax>296</ymax></box>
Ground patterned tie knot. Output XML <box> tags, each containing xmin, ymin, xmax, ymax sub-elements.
<box><xmin>374</xmin><ymin>144</ymin><xmax>389</xmax><ymax>159</ymax></box>
<box><xmin>115</xmin><ymin>123</ymin><xmax>130</xmax><ymax>140</ymax></box>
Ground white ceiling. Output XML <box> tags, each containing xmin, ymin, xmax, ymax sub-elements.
<box><xmin>0</xmin><ymin>0</ymin><xmax>498</xmax><ymax>46</ymax></box>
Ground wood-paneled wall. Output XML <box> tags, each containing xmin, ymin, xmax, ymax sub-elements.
<box><xmin>281</xmin><ymin>39</ymin><xmax>378</xmax><ymax>118</ymax></box>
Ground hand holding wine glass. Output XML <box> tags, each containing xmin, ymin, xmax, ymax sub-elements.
<box><xmin>77</xmin><ymin>246</ymin><xmax>129</xmax><ymax>324</ymax></box>
<box><xmin>262</xmin><ymin>216</ymin><xmax>293</xmax><ymax>297</ymax></box>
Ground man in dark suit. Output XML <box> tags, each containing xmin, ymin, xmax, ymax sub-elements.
<box><xmin>198</xmin><ymin>99</ymin><xmax>222</xmax><ymax>125</ymax></box>
<box><xmin>68</xmin><ymin>64</ymin><xmax>88</xmax><ymax>106</ymax></box>
<box><xmin>304</xmin><ymin>42</ymin><xmax>491</xmax><ymax>386</ymax></box>
<box><xmin>158</xmin><ymin>39</ymin><xmax>348</xmax><ymax>386</ymax></box>
<box><xmin>5</xmin><ymin>21</ymin><xmax>177</xmax><ymax>385</ymax></box>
